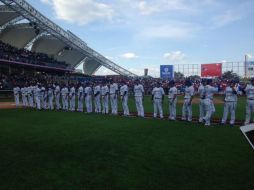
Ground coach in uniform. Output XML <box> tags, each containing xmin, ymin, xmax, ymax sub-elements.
<box><xmin>120</xmin><ymin>81</ymin><xmax>129</xmax><ymax>116</ymax></box>
<box><xmin>244</xmin><ymin>78</ymin><xmax>254</xmax><ymax>125</ymax></box>
<box><xmin>101</xmin><ymin>81</ymin><xmax>109</xmax><ymax>114</ymax></box>
<box><xmin>221</xmin><ymin>80</ymin><xmax>238</xmax><ymax>126</ymax></box>
<box><xmin>182</xmin><ymin>80</ymin><xmax>194</xmax><ymax>122</ymax></box>
<box><xmin>152</xmin><ymin>82</ymin><xmax>165</xmax><ymax>119</ymax></box>
<box><xmin>168</xmin><ymin>80</ymin><xmax>177</xmax><ymax>120</ymax></box>
<box><xmin>134</xmin><ymin>80</ymin><xmax>145</xmax><ymax>117</ymax></box>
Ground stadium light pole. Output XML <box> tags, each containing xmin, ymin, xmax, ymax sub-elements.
<box><xmin>245</xmin><ymin>54</ymin><xmax>248</xmax><ymax>78</ymax></box>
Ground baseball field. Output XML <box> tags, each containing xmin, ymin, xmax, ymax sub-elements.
<box><xmin>0</xmin><ymin>96</ymin><xmax>254</xmax><ymax>190</ymax></box>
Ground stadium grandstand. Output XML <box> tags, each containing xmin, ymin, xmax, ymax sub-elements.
<box><xmin>0</xmin><ymin>0</ymin><xmax>137</xmax><ymax>77</ymax></box>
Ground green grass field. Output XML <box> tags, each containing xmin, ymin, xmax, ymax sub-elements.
<box><xmin>0</xmin><ymin>96</ymin><xmax>253</xmax><ymax>190</ymax></box>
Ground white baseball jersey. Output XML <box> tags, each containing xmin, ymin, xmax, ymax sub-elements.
<box><xmin>198</xmin><ymin>85</ymin><xmax>205</xmax><ymax>98</ymax></box>
<box><xmin>152</xmin><ymin>87</ymin><xmax>165</xmax><ymax>99</ymax></box>
<box><xmin>101</xmin><ymin>85</ymin><xmax>109</xmax><ymax>96</ymax></box>
<box><xmin>204</xmin><ymin>85</ymin><xmax>218</xmax><ymax>100</ymax></box>
<box><xmin>224</xmin><ymin>86</ymin><xmax>237</xmax><ymax>102</ymax></box>
<box><xmin>134</xmin><ymin>84</ymin><xmax>144</xmax><ymax>97</ymax></box>
<box><xmin>245</xmin><ymin>84</ymin><xmax>254</xmax><ymax>99</ymax></box>
<box><xmin>69</xmin><ymin>87</ymin><xmax>75</xmax><ymax>96</ymax></box>
<box><xmin>109</xmin><ymin>83</ymin><xmax>118</xmax><ymax>94</ymax></box>
<box><xmin>168</xmin><ymin>87</ymin><xmax>177</xmax><ymax>99</ymax></box>
<box><xmin>78</xmin><ymin>86</ymin><xmax>84</xmax><ymax>98</ymax></box>
<box><xmin>48</xmin><ymin>87</ymin><xmax>54</xmax><ymax>97</ymax></box>
<box><xmin>34</xmin><ymin>87</ymin><xmax>41</xmax><ymax>97</ymax></box>
<box><xmin>85</xmin><ymin>87</ymin><xmax>92</xmax><ymax>96</ymax></box>
<box><xmin>94</xmin><ymin>85</ymin><xmax>101</xmax><ymax>95</ymax></box>
<box><xmin>27</xmin><ymin>86</ymin><xmax>33</xmax><ymax>96</ymax></box>
<box><xmin>40</xmin><ymin>87</ymin><xmax>45</xmax><ymax>97</ymax></box>
<box><xmin>21</xmin><ymin>87</ymin><xmax>28</xmax><ymax>96</ymax></box>
<box><xmin>184</xmin><ymin>86</ymin><xmax>194</xmax><ymax>99</ymax></box>
<box><xmin>13</xmin><ymin>87</ymin><xmax>20</xmax><ymax>95</ymax></box>
<box><xmin>120</xmin><ymin>85</ymin><xmax>128</xmax><ymax>96</ymax></box>
<box><xmin>54</xmin><ymin>86</ymin><xmax>60</xmax><ymax>96</ymax></box>
<box><xmin>61</xmin><ymin>87</ymin><xmax>68</xmax><ymax>97</ymax></box>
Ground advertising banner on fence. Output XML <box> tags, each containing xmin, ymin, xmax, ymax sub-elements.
<box><xmin>160</xmin><ymin>65</ymin><xmax>174</xmax><ymax>79</ymax></box>
<box><xmin>201</xmin><ymin>63</ymin><xmax>222</xmax><ymax>77</ymax></box>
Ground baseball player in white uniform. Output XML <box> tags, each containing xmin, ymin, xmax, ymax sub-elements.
<box><xmin>152</xmin><ymin>82</ymin><xmax>165</xmax><ymax>119</ymax></box>
<box><xmin>109</xmin><ymin>81</ymin><xmax>118</xmax><ymax>115</ymax></box>
<box><xmin>54</xmin><ymin>83</ymin><xmax>61</xmax><ymax>110</ymax></box>
<box><xmin>134</xmin><ymin>80</ymin><xmax>145</xmax><ymax>117</ymax></box>
<box><xmin>48</xmin><ymin>85</ymin><xmax>54</xmax><ymax>110</ymax></box>
<box><xmin>27</xmin><ymin>84</ymin><xmax>34</xmax><ymax>108</ymax></box>
<box><xmin>120</xmin><ymin>81</ymin><xmax>129</xmax><ymax>116</ymax></box>
<box><xmin>43</xmin><ymin>86</ymin><xmax>48</xmax><ymax>109</ymax></box>
<box><xmin>77</xmin><ymin>83</ymin><xmax>84</xmax><ymax>112</ymax></box>
<box><xmin>84</xmin><ymin>83</ymin><xmax>93</xmax><ymax>113</ymax></box>
<box><xmin>69</xmin><ymin>84</ymin><xmax>76</xmax><ymax>112</ymax></box>
<box><xmin>13</xmin><ymin>85</ymin><xmax>20</xmax><ymax>107</ymax></box>
<box><xmin>182</xmin><ymin>80</ymin><xmax>194</xmax><ymax>122</ymax></box>
<box><xmin>168</xmin><ymin>80</ymin><xmax>177</xmax><ymax>120</ymax></box>
<box><xmin>61</xmin><ymin>85</ymin><xmax>69</xmax><ymax>111</ymax></box>
<box><xmin>221</xmin><ymin>80</ymin><xmax>238</xmax><ymax>126</ymax></box>
<box><xmin>94</xmin><ymin>83</ymin><xmax>101</xmax><ymax>113</ymax></box>
<box><xmin>198</xmin><ymin>80</ymin><xmax>206</xmax><ymax>123</ymax></box>
<box><xmin>244</xmin><ymin>78</ymin><xmax>254</xmax><ymax>125</ymax></box>
<box><xmin>203</xmin><ymin>79</ymin><xmax>218</xmax><ymax>126</ymax></box>
<box><xmin>101</xmin><ymin>82</ymin><xmax>109</xmax><ymax>114</ymax></box>
<box><xmin>35</xmin><ymin>84</ymin><xmax>41</xmax><ymax>110</ymax></box>
<box><xmin>32</xmin><ymin>84</ymin><xmax>37</xmax><ymax>108</ymax></box>
<box><xmin>21</xmin><ymin>85</ymin><xmax>28</xmax><ymax>107</ymax></box>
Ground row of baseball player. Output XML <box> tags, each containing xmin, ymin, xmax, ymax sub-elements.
<box><xmin>13</xmin><ymin>78</ymin><xmax>254</xmax><ymax>126</ymax></box>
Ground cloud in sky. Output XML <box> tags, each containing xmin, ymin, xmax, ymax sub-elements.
<box><xmin>121</xmin><ymin>52</ymin><xmax>138</xmax><ymax>59</ymax></box>
<box><xmin>164</xmin><ymin>51</ymin><xmax>186</xmax><ymax>62</ymax></box>
<box><xmin>211</xmin><ymin>10</ymin><xmax>242</xmax><ymax>28</ymax></box>
<box><xmin>41</xmin><ymin>0</ymin><xmax>114</xmax><ymax>25</ymax></box>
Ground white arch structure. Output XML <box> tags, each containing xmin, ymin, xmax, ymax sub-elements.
<box><xmin>0</xmin><ymin>0</ymin><xmax>137</xmax><ymax>76</ymax></box>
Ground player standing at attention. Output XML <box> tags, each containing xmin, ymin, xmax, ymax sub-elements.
<box><xmin>134</xmin><ymin>80</ymin><xmax>145</xmax><ymax>117</ymax></box>
<box><xmin>94</xmin><ymin>82</ymin><xmax>101</xmax><ymax>113</ymax></box>
<box><xmin>198</xmin><ymin>79</ymin><xmax>206</xmax><ymax>123</ymax></box>
<box><xmin>120</xmin><ymin>81</ymin><xmax>129</xmax><ymax>116</ymax></box>
<box><xmin>54</xmin><ymin>83</ymin><xmax>61</xmax><ymax>110</ymax></box>
<box><xmin>77</xmin><ymin>83</ymin><xmax>84</xmax><ymax>112</ymax></box>
<box><xmin>13</xmin><ymin>85</ymin><xmax>20</xmax><ymax>107</ymax></box>
<box><xmin>35</xmin><ymin>84</ymin><xmax>41</xmax><ymax>110</ymax></box>
<box><xmin>152</xmin><ymin>82</ymin><xmax>165</xmax><ymax>119</ymax></box>
<box><xmin>244</xmin><ymin>78</ymin><xmax>254</xmax><ymax>125</ymax></box>
<box><xmin>221</xmin><ymin>80</ymin><xmax>238</xmax><ymax>126</ymax></box>
<box><xmin>27</xmin><ymin>84</ymin><xmax>34</xmax><ymax>108</ymax></box>
<box><xmin>84</xmin><ymin>82</ymin><xmax>93</xmax><ymax>113</ymax></box>
<box><xmin>182</xmin><ymin>80</ymin><xmax>194</xmax><ymax>122</ymax></box>
<box><xmin>101</xmin><ymin>81</ymin><xmax>109</xmax><ymax>114</ymax></box>
<box><xmin>168</xmin><ymin>80</ymin><xmax>177</xmax><ymax>120</ymax></box>
<box><xmin>48</xmin><ymin>84</ymin><xmax>54</xmax><ymax>110</ymax></box>
<box><xmin>21</xmin><ymin>84</ymin><xmax>28</xmax><ymax>107</ymax></box>
<box><xmin>203</xmin><ymin>79</ymin><xmax>218</xmax><ymax>126</ymax></box>
<box><xmin>61</xmin><ymin>84</ymin><xmax>68</xmax><ymax>111</ymax></box>
<box><xmin>69</xmin><ymin>84</ymin><xmax>76</xmax><ymax>112</ymax></box>
<box><xmin>109</xmin><ymin>80</ymin><xmax>118</xmax><ymax>115</ymax></box>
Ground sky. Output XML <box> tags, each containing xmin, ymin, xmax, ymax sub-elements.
<box><xmin>25</xmin><ymin>0</ymin><xmax>254</xmax><ymax>77</ymax></box>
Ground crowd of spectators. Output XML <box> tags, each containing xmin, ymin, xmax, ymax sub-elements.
<box><xmin>0</xmin><ymin>41</ymin><xmax>68</xmax><ymax>69</ymax></box>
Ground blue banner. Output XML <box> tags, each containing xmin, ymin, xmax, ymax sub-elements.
<box><xmin>160</xmin><ymin>65</ymin><xmax>174</xmax><ymax>79</ymax></box>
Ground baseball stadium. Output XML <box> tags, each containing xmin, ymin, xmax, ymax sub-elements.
<box><xmin>0</xmin><ymin>1</ymin><xmax>254</xmax><ymax>190</ymax></box>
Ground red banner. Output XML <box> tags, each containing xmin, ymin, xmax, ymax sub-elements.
<box><xmin>201</xmin><ymin>63</ymin><xmax>222</xmax><ymax>77</ymax></box>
